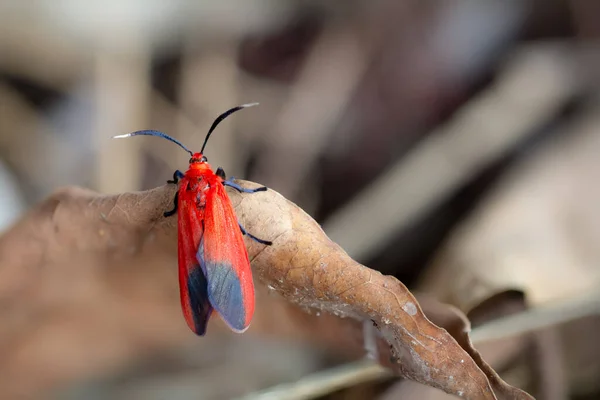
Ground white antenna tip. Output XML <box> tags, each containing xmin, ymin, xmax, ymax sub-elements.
<box><xmin>112</xmin><ymin>133</ymin><xmax>131</xmax><ymax>139</ymax></box>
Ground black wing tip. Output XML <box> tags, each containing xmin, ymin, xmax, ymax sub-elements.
<box><xmin>192</xmin><ymin>326</ymin><xmax>208</xmax><ymax>336</ymax></box>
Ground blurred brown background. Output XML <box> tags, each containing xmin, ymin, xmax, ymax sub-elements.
<box><xmin>1</xmin><ymin>0</ymin><xmax>599</xmax><ymax>399</ymax></box>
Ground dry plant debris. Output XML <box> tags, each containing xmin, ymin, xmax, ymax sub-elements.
<box><xmin>0</xmin><ymin>182</ymin><xmax>533</xmax><ymax>399</ymax></box>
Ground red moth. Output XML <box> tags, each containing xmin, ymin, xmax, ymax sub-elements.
<box><xmin>114</xmin><ymin>103</ymin><xmax>271</xmax><ymax>335</ymax></box>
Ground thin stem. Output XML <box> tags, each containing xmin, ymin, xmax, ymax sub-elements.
<box><xmin>236</xmin><ymin>359</ymin><xmax>391</xmax><ymax>400</ymax></box>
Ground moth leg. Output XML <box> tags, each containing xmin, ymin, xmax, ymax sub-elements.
<box><xmin>238</xmin><ymin>222</ymin><xmax>272</xmax><ymax>245</ymax></box>
<box><xmin>164</xmin><ymin>192</ymin><xmax>179</xmax><ymax>217</ymax></box>
<box><xmin>167</xmin><ymin>170</ymin><xmax>185</xmax><ymax>184</ymax></box>
<box><xmin>164</xmin><ymin>170</ymin><xmax>184</xmax><ymax>217</ymax></box>
<box><xmin>223</xmin><ymin>178</ymin><xmax>267</xmax><ymax>193</ymax></box>
<box><xmin>216</xmin><ymin>167</ymin><xmax>226</xmax><ymax>180</ymax></box>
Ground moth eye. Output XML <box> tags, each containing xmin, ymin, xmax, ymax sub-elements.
<box><xmin>201</xmin><ymin>156</ymin><xmax>207</xmax><ymax>162</ymax></box>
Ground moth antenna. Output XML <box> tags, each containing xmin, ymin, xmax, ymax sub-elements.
<box><xmin>200</xmin><ymin>103</ymin><xmax>259</xmax><ymax>154</ymax></box>
<box><xmin>113</xmin><ymin>130</ymin><xmax>193</xmax><ymax>156</ymax></box>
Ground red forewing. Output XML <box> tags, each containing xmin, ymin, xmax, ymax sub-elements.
<box><xmin>197</xmin><ymin>180</ymin><xmax>255</xmax><ymax>332</ymax></box>
<box><xmin>177</xmin><ymin>176</ymin><xmax>213</xmax><ymax>335</ymax></box>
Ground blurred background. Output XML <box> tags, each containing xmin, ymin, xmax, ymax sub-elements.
<box><xmin>1</xmin><ymin>0</ymin><xmax>600</xmax><ymax>399</ymax></box>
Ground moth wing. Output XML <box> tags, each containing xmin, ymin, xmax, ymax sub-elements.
<box><xmin>177</xmin><ymin>183</ymin><xmax>213</xmax><ymax>335</ymax></box>
<box><xmin>198</xmin><ymin>182</ymin><xmax>255</xmax><ymax>332</ymax></box>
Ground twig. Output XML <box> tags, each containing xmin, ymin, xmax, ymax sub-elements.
<box><xmin>236</xmin><ymin>358</ymin><xmax>391</xmax><ymax>400</ymax></box>
<box><xmin>92</xmin><ymin>42</ymin><xmax>150</xmax><ymax>194</ymax></box>
<box><xmin>470</xmin><ymin>288</ymin><xmax>600</xmax><ymax>343</ymax></box>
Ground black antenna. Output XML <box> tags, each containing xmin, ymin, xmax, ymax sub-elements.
<box><xmin>200</xmin><ymin>103</ymin><xmax>258</xmax><ymax>154</ymax></box>
<box><xmin>113</xmin><ymin>130</ymin><xmax>193</xmax><ymax>156</ymax></box>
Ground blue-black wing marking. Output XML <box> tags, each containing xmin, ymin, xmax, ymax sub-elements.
<box><xmin>197</xmin><ymin>239</ymin><xmax>246</xmax><ymax>332</ymax></box>
<box><xmin>186</xmin><ymin>266</ymin><xmax>213</xmax><ymax>336</ymax></box>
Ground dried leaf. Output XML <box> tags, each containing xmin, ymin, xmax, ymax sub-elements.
<box><xmin>0</xmin><ymin>183</ymin><xmax>533</xmax><ymax>399</ymax></box>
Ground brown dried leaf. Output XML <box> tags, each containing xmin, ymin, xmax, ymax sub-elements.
<box><xmin>0</xmin><ymin>183</ymin><xmax>533</xmax><ymax>399</ymax></box>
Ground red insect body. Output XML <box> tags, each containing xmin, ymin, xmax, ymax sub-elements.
<box><xmin>177</xmin><ymin>156</ymin><xmax>254</xmax><ymax>335</ymax></box>
<box><xmin>114</xmin><ymin>103</ymin><xmax>267</xmax><ymax>336</ymax></box>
